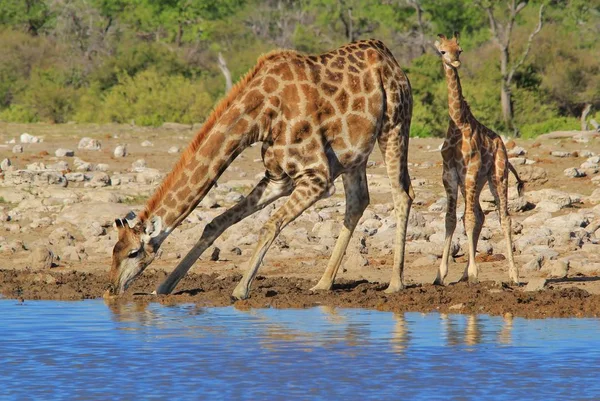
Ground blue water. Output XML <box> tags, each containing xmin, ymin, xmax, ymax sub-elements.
<box><xmin>1</xmin><ymin>300</ymin><xmax>599</xmax><ymax>400</ymax></box>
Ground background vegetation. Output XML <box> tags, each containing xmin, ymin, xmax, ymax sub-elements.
<box><xmin>0</xmin><ymin>0</ymin><xmax>598</xmax><ymax>137</ymax></box>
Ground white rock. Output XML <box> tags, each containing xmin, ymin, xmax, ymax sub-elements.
<box><xmin>526</xmin><ymin>189</ymin><xmax>578</xmax><ymax>209</ymax></box>
<box><xmin>535</xmin><ymin>200</ymin><xmax>562</xmax><ymax>213</ymax></box>
<box><xmin>551</xmin><ymin>151</ymin><xmax>574</xmax><ymax>158</ymax></box>
<box><xmin>564</xmin><ymin>167</ymin><xmax>585</xmax><ymax>178</ymax></box>
<box><xmin>26</xmin><ymin>162</ymin><xmax>46</xmax><ymax>171</ymax></box>
<box><xmin>95</xmin><ymin>163</ymin><xmax>110</xmax><ymax>172</ymax></box>
<box><xmin>507</xmin><ymin>146</ymin><xmax>526</xmax><ymax>157</ymax></box>
<box><xmin>132</xmin><ymin>159</ymin><xmax>147</xmax><ymax>169</ymax></box>
<box><xmin>47</xmin><ymin>161</ymin><xmax>69</xmax><ymax>171</ymax></box>
<box><xmin>85</xmin><ymin>172</ymin><xmax>111</xmax><ymax>188</ymax></box>
<box><xmin>114</xmin><ymin>145</ymin><xmax>127</xmax><ymax>157</ymax></box>
<box><xmin>542</xmin><ymin>259</ymin><xmax>569</xmax><ymax>279</ymax></box>
<box><xmin>12</xmin><ymin>145</ymin><xmax>23</xmax><ymax>154</ymax></box>
<box><xmin>55</xmin><ymin>148</ymin><xmax>74</xmax><ymax>157</ymax></box>
<box><xmin>29</xmin><ymin>246</ymin><xmax>55</xmax><ymax>269</ymax></box>
<box><xmin>78</xmin><ymin>137</ymin><xmax>101</xmax><ymax>151</ymax></box>
<box><xmin>135</xmin><ymin>168</ymin><xmax>163</xmax><ymax>184</ymax></box>
<box><xmin>65</xmin><ymin>172</ymin><xmax>86</xmax><ymax>182</ymax></box>
<box><xmin>0</xmin><ymin>158</ymin><xmax>11</xmax><ymax>170</ymax></box>
<box><xmin>168</xmin><ymin>146</ymin><xmax>181</xmax><ymax>154</ymax></box>
<box><xmin>141</xmin><ymin>140</ymin><xmax>153</xmax><ymax>147</ymax></box>
<box><xmin>20</xmin><ymin>133</ymin><xmax>42</xmax><ymax>144</ymax></box>
<box><xmin>57</xmin><ymin>202</ymin><xmax>133</xmax><ymax>227</ymax></box>
<box><xmin>525</xmin><ymin>278</ymin><xmax>546</xmax><ymax>292</ymax></box>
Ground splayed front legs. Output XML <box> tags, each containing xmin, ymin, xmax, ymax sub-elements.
<box><xmin>155</xmin><ymin>175</ymin><xmax>292</xmax><ymax>295</ymax></box>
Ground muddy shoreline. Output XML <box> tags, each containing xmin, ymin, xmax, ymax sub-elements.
<box><xmin>2</xmin><ymin>269</ymin><xmax>599</xmax><ymax>319</ymax></box>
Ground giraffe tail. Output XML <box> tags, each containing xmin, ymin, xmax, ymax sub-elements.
<box><xmin>508</xmin><ymin>162</ymin><xmax>524</xmax><ymax>197</ymax></box>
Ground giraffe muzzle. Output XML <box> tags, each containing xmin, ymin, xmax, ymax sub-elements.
<box><xmin>451</xmin><ymin>60</ymin><xmax>461</xmax><ymax>68</ymax></box>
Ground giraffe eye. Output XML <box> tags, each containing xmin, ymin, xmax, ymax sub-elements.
<box><xmin>440</xmin><ymin>51</ymin><xmax>446</xmax><ymax>55</ymax></box>
<box><xmin>128</xmin><ymin>249</ymin><xmax>140</xmax><ymax>258</ymax></box>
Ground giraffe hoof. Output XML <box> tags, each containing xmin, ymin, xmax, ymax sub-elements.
<box><xmin>384</xmin><ymin>283</ymin><xmax>405</xmax><ymax>294</ymax></box>
<box><xmin>310</xmin><ymin>283</ymin><xmax>332</xmax><ymax>292</ymax></box>
<box><xmin>231</xmin><ymin>286</ymin><xmax>249</xmax><ymax>301</ymax></box>
<box><xmin>468</xmin><ymin>276</ymin><xmax>479</xmax><ymax>285</ymax></box>
<box><xmin>433</xmin><ymin>277</ymin><xmax>446</xmax><ymax>286</ymax></box>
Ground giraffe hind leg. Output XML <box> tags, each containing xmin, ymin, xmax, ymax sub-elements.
<box><xmin>490</xmin><ymin>173</ymin><xmax>520</xmax><ymax>285</ymax></box>
<box><xmin>311</xmin><ymin>168</ymin><xmax>369</xmax><ymax>291</ymax></box>
<box><xmin>378</xmin><ymin>124</ymin><xmax>413</xmax><ymax>293</ymax></box>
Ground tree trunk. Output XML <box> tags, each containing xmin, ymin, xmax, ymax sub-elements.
<box><xmin>217</xmin><ymin>52</ymin><xmax>233</xmax><ymax>93</ymax></box>
<box><xmin>581</xmin><ymin>103</ymin><xmax>592</xmax><ymax>131</ymax></box>
<box><xmin>347</xmin><ymin>8</ymin><xmax>354</xmax><ymax>42</ymax></box>
<box><xmin>499</xmin><ymin>47</ymin><xmax>516</xmax><ymax>134</ymax></box>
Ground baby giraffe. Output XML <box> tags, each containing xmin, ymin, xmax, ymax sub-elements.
<box><xmin>434</xmin><ymin>32</ymin><xmax>523</xmax><ymax>286</ymax></box>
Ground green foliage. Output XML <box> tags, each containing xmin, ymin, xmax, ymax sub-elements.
<box><xmin>0</xmin><ymin>104</ymin><xmax>38</xmax><ymax>122</ymax></box>
<box><xmin>520</xmin><ymin>117</ymin><xmax>579</xmax><ymax>139</ymax></box>
<box><xmin>0</xmin><ymin>0</ymin><xmax>597</xmax><ymax>137</ymax></box>
<box><xmin>77</xmin><ymin>68</ymin><xmax>213</xmax><ymax>126</ymax></box>
<box><xmin>11</xmin><ymin>68</ymin><xmax>79</xmax><ymax>123</ymax></box>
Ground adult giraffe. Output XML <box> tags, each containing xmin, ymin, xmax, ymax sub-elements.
<box><xmin>433</xmin><ymin>33</ymin><xmax>523</xmax><ymax>286</ymax></box>
<box><xmin>108</xmin><ymin>39</ymin><xmax>414</xmax><ymax>300</ymax></box>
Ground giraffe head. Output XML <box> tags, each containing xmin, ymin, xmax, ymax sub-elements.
<box><xmin>434</xmin><ymin>32</ymin><xmax>462</xmax><ymax>69</ymax></box>
<box><xmin>108</xmin><ymin>211</ymin><xmax>164</xmax><ymax>295</ymax></box>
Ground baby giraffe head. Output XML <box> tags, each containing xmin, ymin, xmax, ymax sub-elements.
<box><xmin>434</xmin><ymin>32</ymin><xmax>463</xmax><ymax>69</ymax></box>
<box><xmin>108</xmin><ymin>211</ymin><xmax>164</xmax><ymax>295</ymax></box>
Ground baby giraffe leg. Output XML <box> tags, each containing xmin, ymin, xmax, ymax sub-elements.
<box><xmin>435</xmin><ymin>167</ymin><xmax>459</xmax><ymax>285</ymax></box>
<box><xmin>491</xmin><ymin>173</ymin><xmax>520</xmax><ymax>284</ymax></box>
<box><xmin>463</xmin><ymin>174</ymin><xmax>482</xmax><ymax>284</ymax></box>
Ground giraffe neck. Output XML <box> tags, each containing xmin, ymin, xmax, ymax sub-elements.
<box><xmin>139</xmin><ymin>112</ymin><xmax>258</xmax><ymax>245</ymax></box>
<box><xmin>443</xmin><ymin>64</ymin><xmax>469</xmax><ymax>126</ymax></box>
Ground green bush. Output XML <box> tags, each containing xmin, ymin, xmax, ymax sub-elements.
<box><xmin>7</xmin><ymin>68</ymin><xmax>78</xmax><ymax>123</ymax></box>
<box><xmin>78</xmin><ymin>68</ymin><xmax>215</xmax><ymax>126</ymax></box>
<box><xmin>410</xmin><ymin>123</ymin><xmax>435</xmax><ymax>137</ymax></box>
<box><xmin>520</xmin><ymin>117</ymin><xmax>579</xmax><ymax>139</ymax></box>
<box><xmin>0</xmin><ymin>104</ymin><xmax>37</xmax><ymax>122</ymax></box>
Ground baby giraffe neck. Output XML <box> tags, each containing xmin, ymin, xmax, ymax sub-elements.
<box><xmin>443</xmin><ymin>64</ymin><xmax>468</xmax><ymax>126</ymax></box>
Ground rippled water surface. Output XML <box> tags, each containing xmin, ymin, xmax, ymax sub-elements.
<box><xmin>1</xmin><ymin>300</ymin><xmax>600</xmax><ymax>400</ymax></box>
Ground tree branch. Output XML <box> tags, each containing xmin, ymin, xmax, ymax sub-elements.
<box><xmin>217</xmin><ymin>52</ymin><xmax>232</xmax><ymax>93</ymax></box>
<box><xmin>506</xmin><ymin>3</ymin><xmax>544</xmax><ymax>85</ymax></box>
<box><xmin>407</xmin><ymin>0</ymin><xmax>426</xmax><ymax>54</ymax></box>
<box><xmin>475</xmin><ymin>1</ymin><xmax>504</xmax><ymax>49</ymax></box>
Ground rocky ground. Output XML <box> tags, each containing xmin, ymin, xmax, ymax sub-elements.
<box><xmin>1</xmin><ymin>122</ymin><xmax>600</xmax><ymax>318</ymax></box>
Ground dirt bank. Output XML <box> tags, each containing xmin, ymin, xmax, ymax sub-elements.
<box><xmin>2</xmin><ymin>269</ymin><xmax>599</xmax><ymax>319</ymax></box>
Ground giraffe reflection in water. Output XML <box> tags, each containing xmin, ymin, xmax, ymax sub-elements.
<box><xmin>104</xmin><ymin>302</ymin><xmax>514</xmax><ymax>352</ymax></box>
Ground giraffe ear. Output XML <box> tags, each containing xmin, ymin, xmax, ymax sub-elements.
<box><xmin>453</xmin><ymin>31</ymin><xmax>460</xmax><ymax>43</ymax></box>
<box><xmin>124</xmin><ymin>211</ymin><xmax>138</xmax><ymax>229</ymax></box>
<box><xmin>437</xmin><ymin>33</ymin><xmax>447</xmax><ymax>40</ymax></box>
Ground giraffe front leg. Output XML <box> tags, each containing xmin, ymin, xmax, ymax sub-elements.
<box><xmin>463</xmin><ymin>185</ymin><xmax>483</xmax><ymax>284</ymax></box>
<box><xmin>232</xmin><ymin>174</ymin><xmax>329</xmax><ymax>300</ymax></box>
<box><xmin>434</xmin><ymin>168</ymin><xmax>458</xmax><ymax>286</ymax></box>
<box><xmin>155</xmin><ymin>176</ymin><xmax>292</xmax><ymax>295</ymax></box>
<box><xmin>311</xmin><ymin>168</ymin><xmax>369</xmax><ymax>292</ymax></box>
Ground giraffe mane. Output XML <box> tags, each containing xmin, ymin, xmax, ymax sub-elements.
<box><xmin>140</xmin><ymin>49</ymin><xmax>295</xmax><ymax>221</ymax></box>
